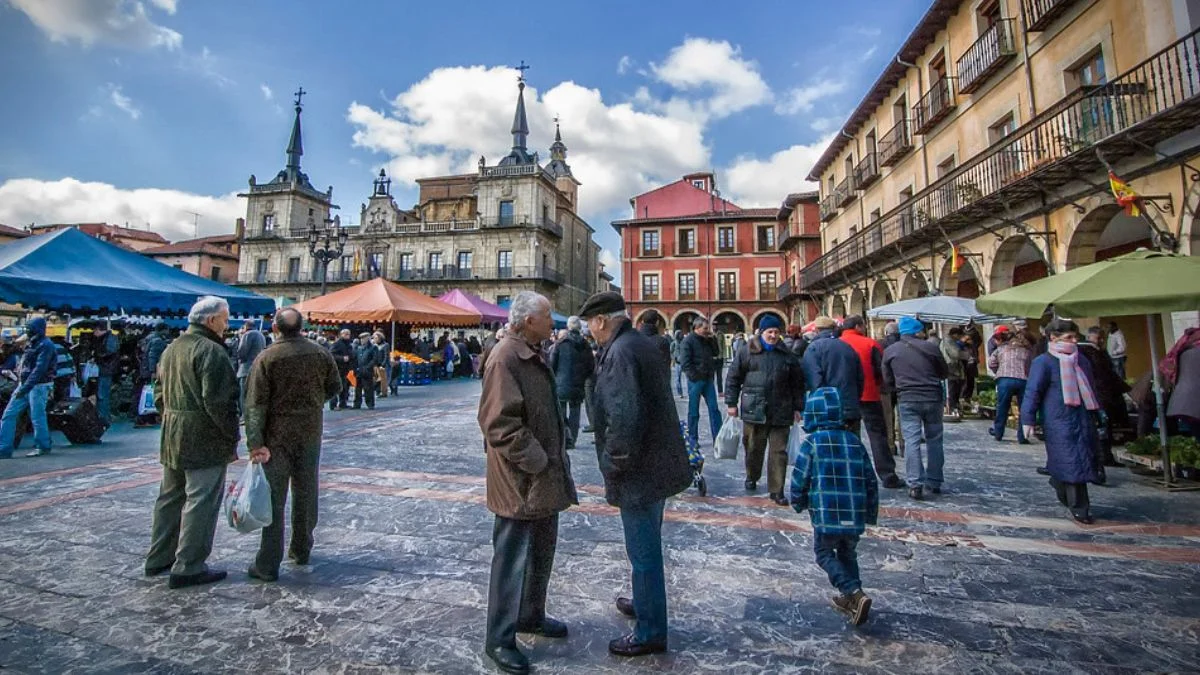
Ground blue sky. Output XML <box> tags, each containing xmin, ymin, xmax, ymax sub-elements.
<box><xmin>0</xmin><ymin>0</ymin><xmax>929</xmax><ymax>280</ymax></box>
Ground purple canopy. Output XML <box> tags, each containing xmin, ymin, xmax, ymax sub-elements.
<box><xmin>435</xmin><ymin>289</ymin><xmax>508</xmax><ymax>323</ymax></box>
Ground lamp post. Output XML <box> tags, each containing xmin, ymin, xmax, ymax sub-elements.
<box><xmin>308</xmin><ymin>214</ymin><xmax>348</xmax><ymax>296</ymax></box>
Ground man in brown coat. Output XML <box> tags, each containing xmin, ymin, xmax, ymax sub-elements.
<box><xmin>244</xmin><ymin>307</ymin><xmax>342</xmax><ymax>582</ymax></box>
<box><xmin>477</xmin><ymin>291</ymin><xmax>578</xmax><ymax>675</ymax></box>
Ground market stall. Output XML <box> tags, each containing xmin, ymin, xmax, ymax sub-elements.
<box><xmin>435</xmin><ymin>289</ymin><xmax>508</xmax><ymax>325</ymax></box>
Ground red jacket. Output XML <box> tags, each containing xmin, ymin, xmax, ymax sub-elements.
<box><xmin>839</xmin><ymin>329</ymin><xmax>884</xmax><ymax>403</ymax></box>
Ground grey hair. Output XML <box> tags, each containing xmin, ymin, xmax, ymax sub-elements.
<box><xmin>496</xmin><ymin>328</ymin><xmax>507</xmax><ymax>339</ymax></box>
<box><xmin>692</xmin><ymin>317</ymin><xmax>709</xmax><ymax>329</ymax></box>
<box><xmin>188</xmin><ymin>295</ymin><xmax>229</xmax><ymax>325</ymax></box>
<box><xmin>603</xmin><ymin>310</ymin><xmax>627</xmax><ymax>321</ymax></box>
<box><xmin>567</xmin><ymin>315</ymin><xmax>582</xmax><ymax>331</ymax></box>
<box><xmin>884</xmin><ymin>321</ymin><xmax>899</xmax><ymax>336</ymax></box>
<box><xmin>508</xmin><ymin>291</ymin><xmax>550</xmax><ymax>333</ymax></box>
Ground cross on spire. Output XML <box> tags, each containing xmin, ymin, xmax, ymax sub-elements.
<box><xmin>293</xmin><ymin>86</ymin><xmax>306</xmax><ymax>108</ymax></box>
<box><xmin>515</xmin><ymin>60</ymin><xmax>530</xmax><ymax>83</ymax></box>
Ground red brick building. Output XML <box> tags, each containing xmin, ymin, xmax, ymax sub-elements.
<box><xmin>614</xmin><ymin>172</ymin><xmax>818</xmax><ymax>337</ymax></box>
<box><xmin>775</xmin><ymin>192</ymin><xmax>823</xmax><ymax>324</ymax></box>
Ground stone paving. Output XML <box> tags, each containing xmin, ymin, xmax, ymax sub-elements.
<box><xmin>1</xmin><ymin>378</ymin><xmax>1200</xmax><ymax>674</ymax></box>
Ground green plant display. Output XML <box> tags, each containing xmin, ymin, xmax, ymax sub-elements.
<box><xmin>1123</xmin><ymin>435</ymin><xmax>1200</xmax><ymax>467</ymax></box>
<box><xmin>976</xmin><ymin>390</ymin><xmax>997</xmax><ymax>408</ymax></box>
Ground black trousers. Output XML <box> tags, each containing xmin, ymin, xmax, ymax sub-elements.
<box><xmin>486</xmin><ymin>514</ymin><xmax>559</xmax><ymax>650</ymax></box>
<box><xmin>962</xmin><ymin>362</ymin><xmax>978</xmax><ymax>402</ymax></box>
<box><xmin>354</xmin><ymin>374</ymin><xmax>375</xmax><ymax>409</ymax></box>
<box><xmin>1050</xmin><ymin>477</ymin><xmax>1090</xmax><ymax>517</ymax></box>
<box><xmin>946</xmin><ymin>379</ymin><xmax>965</xmax><ymax>413</ymax></box>
<box><xmin>583</xmin><ymin>377</ymin><xmax>596</xmax><ymax>429</ymax></box>
<box><xmin>255</xmin><ymin>442</ymin><xmax>321</xmax><ymax>573</ymax></box>
<box><xmin>856</xmin><ymin>402</ymin><xmax>897</xmax><ymax>480</ymax></box>
<box><xmin>332</xmin><ymin>370</ymin><xmax>352</xmax><ymax>409</ymax></box>
<box><xmin>559</xmin><ymin>397</ymin><xmax>582</xmax><ymax>447</ymax></box>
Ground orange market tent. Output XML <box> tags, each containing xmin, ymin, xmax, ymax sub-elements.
<box><xmin>291</xmin><ymin>277</ymin><xmax>479</xmax><ymax>327</ymax></box>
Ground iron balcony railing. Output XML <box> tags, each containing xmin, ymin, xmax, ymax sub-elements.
<box><xmin>777</xmin><ymin>220</ymin><xmax>810</xmax><ymax>249</ymax></box>
<box><xmin>1024</xmin><ymin>0</ymin><xmax>1081</xmax><ymax>32</ymax></box>
<box><xmin>913</xmin><ymin>78</ymin><xmax>956</xmax><ymax>134</ymax></box>
<box><xmin>800</xmin><ymin>27</ymin><xmax>1200</xmax><ymax>290</ymax></box>
<box><xmin>776</xmin><ymin>277</ymin><xmax>794</xmax><ymax>300</ymax></box>
<box><xmin>835</xmin><ymin>176</ymin><xmax>856</xmax><ymax>207</ymax></box>
<box><xmin>481</xmin><ymin>217</ymin><xmax>563</xmax><ymax>238</ymax></box>
<box><xmin>853</xmin><ymin>152</ymin><xmax>880</xmax><ymax>190</ymax></box>
<box><xmin>878</xmin><ymin>118</ymin><xmax>913</xmax><ymax>166</ymax></box>
<box><xmin>819</xmin><ymin>195</ymin><xmax>838</xmax><ymax>222</ymax></box>
<box><xmin>957</xmin><ymin>19</ymin><xmax>1017</xmax><ymax>94</ymax></box>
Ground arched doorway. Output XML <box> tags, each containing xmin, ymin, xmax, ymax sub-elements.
<box><xmin>672</xmin><ymin>310</ymin><xmax>702</xmax><ymax>335</ymax></box>
<box><xmin>848</xmin><ymin>288</ymin><xmax>867</xmax><ymax>318</ymax></box>
<box><xmin>937</xmin><ymin>252</ymin><xmax>983</xmax><ymax>298</ymax></box>
<box><xmin>899</xmin><ymin>269</ymin><xmax>929</xmax><ymax>299</ymax></box>
<box><xmin>989</xmin><ymin>235</ymin><xmax>1050</xmax><ymax>292</ymax></box>
<box><xmin>830</xmin><ymin>295</ymin><xmax>847</xmax><ymax>319</ymax></box>
<box><xmin>870</xmin><ymin>279</ymin><xmax>894</xmax><ymax>309</ymax></box>
<box><xmin>752</xmin><ymin>310</ymin><xmax>786</xmax><ymax>331</ymax></box>
<box><xmin>1066</xmin><ymin>205</ymin><xmax>1152</xmax><ymax>270</ymax></box>
<box><xmin>712</xmin><ymin>310</ymin><xmax>746</xmax><ymax>335</ymax></box>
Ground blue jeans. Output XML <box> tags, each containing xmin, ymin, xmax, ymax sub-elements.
<box><xmin>0</xmin><ymin>382</ymin><xmax>53</xmax><ymax>455</ymax></box>
<box><xmin>991</xmin><ymin>377</ymin><xmax>1027</xmax><ymax>442</ymax></box>
<box><xmin>620</xmin><ymin>499</ymin><xmax>668</xmax><ymax>644</ymax></box>
<box><xmin>899</xmin><ymin>400</ymin><xmax>944</xmax><ymax>489</ymax></box>
<box><xmin>813</xmin><ymin>533</ymin><xmax>861</xmax><ymax>595</ymax></box>
<box><xmin>672</xmin><ymin>363</ymin><xmax>683</xmax><ymax>396</ymax></box>
<box><xmin>686</xmin><ymin>377</ymin><xmax>721</xmax><ymax>448</ymax></box>
<box><xmin>1111</xmin><ymin>356</ymin><xmax>1126</xmax><ymax>380</ymax></box>
<box><xmin>97</xmin><ymin>374</ymin><xmax>113</xmax><ymax>424</ymax></box>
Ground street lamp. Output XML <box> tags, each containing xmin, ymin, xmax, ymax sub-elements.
<box><xmin>308</xmin><ymin>214</ymin><xmax>348</xmax><ymax>296</ymax></box>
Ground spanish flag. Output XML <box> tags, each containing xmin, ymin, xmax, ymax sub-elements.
<box><xmin>949</xmin><ymin>242</ymin><xmax>962</xmax><ymax>274</ymax></box>
<box><xmin>352</xmin><ymin>249</ymin><xmax>362</xmax><ymax>278</ymax></box>
<box><xmin>1108</xmin><ymin>171</ymin><xmax>1142</xmax><ymax>217</ymax></box>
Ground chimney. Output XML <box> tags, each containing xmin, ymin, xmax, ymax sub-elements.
<box><xmin>235</xmin><ymin>217</ymin><xmax>245</xmax><ymax>241</ymax></box>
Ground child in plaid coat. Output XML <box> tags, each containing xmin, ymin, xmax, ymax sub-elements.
<box><xmin>790</xmin><ymin>386</ymin><xmax>879</xmax><ymax>625</ymax></box>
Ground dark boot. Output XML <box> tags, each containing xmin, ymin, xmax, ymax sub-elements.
<box><xmin>484</xmin><ymin>645</ymin><xmax>529</xmax><ymax>674</ymax></box>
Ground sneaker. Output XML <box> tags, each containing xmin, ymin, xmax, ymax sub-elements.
<box><xmin>744</xmin><ymin>479</ymin><xmax>757</xmax><ymax>492</ymax></box>
<box><xmin>25</xmin><ymin>448</ymin><xmax>51</xmax><ymax>457</ymax></box>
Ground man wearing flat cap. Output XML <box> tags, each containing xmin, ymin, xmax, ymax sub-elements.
<box><xmin>580</xmin><ymin>291</ymin><xmax>692</xmax><ymax>657</ymax></box>
<box><xmin>352</xmin><ymin>332</ymin><xmax>382</xmax><ymax>409</ymax></box>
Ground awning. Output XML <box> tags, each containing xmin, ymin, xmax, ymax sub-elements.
<box><xmin>290</xmin><ymin>277</ymin><xmax>479</xmax><ymax>327</ymax></box>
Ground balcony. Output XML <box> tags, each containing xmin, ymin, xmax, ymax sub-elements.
<box><xmin>912</xmin><ymin>78</ymin><xmax>956</xmax><ymax>135</ymax></box>
<box><xmin>640</xmin><ymin>246</ymin><xmax>662</xmax><ymax>258</ymax></box>
<box><xmin>878</xmin><ymin>119</ymin><xmax>913</xmax><ymax>167</ymax></box>
<box><xmin>243</xmin><ymin>229</ymin><xmax>282</xmax><ymax>241</ymax></box>
<box><xmin>1024</xmin><ymin>0</ymin><xmax>1081</xmax><ymax>32</ymax></box>
<box><xmin>776</xmin><ymin>277</ymin><xmax>795</xmax><ymax>300</ymax></box>
<box><xmin>678</xmin><ymin>292</ymin><xmax>697</xmax><ymax>302</ymax></box>
<box><xmin>777</xmin><ymin>220</ymin><xmax>809</xmax><ymax>249</ymax></box>
<box><xmin>957</xmin><ymin>20</ymin><xmax>1017</xmax><ymax>94</ymax></box>
<box><xmin>819</xmin><ymin>195</ymin><xmax>838</xmax><ymax>222</ymax></box>
<box><xmin>853</xmin><ymin>152</ymin><xmax>880</xmax><ymax>190</ymax></box>
<box><xmin>481</xmin><ymin>216</ymin><xmax>563</xmax><ymax>238</ymax></box>
<box><xmin>834</xmin><ymin>176</ymin><xmax>856</xmax><ymax>207</ymax></box>
<box><xmin>799</xmin><ymin>27</ymin><xmax>1200</xmax><ymax>291</ymax></box>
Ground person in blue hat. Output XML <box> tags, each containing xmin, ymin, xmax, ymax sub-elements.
<box><xmin>881</xmin><ymin>316</ymin><xmax>948</xmax><ymax>500</ymax></box>
<box><xmin>0</xmin><ymin>316</ymin><xmax>58</xmax><ymax>458</ymax></box>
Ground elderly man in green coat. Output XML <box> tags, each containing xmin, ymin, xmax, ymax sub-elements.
<box><xmin>145</xmin><ymin>296</ymin><xmax>269</xmax><ymax>589</ymax></box>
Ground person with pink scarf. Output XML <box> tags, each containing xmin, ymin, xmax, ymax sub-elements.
<box><xmin>1020</xmin><ymin>319</ymin><xmax>1101</xmax><ymax>524</ymax></box>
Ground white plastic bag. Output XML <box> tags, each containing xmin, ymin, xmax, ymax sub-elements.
<box><xmin>786</xmin><ymin>422</ymin><xmax>807</xmax><ymax>468</ymax></box>
<box><xmin>82</xmin><ymin>361</ymin><xmax>99</xmax><ymax>381</ymax></box>
<box><xmin>137</xmin><ymin>383</ymin><xmax>156</xmax><ymax>415</ymax></box>
<box><xmin>68</xmin><ymin>381</ymin><xmax>82</xmax><ymax>399</ymax></box>
<box><xmin>714</xmin><ymin>416</ymin><xmax>743</xmax><ymax>460</ymax></box>
<box><xmin>224</xmin><ymin>461</ymin><xmax>273</xmax><ymax>533</ymax></box>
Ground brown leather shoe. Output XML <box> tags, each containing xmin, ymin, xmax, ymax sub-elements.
<box><xmin>608</xmin><ymin>632</ymin><xmax>666</xmax><ymax>657</ymax></box>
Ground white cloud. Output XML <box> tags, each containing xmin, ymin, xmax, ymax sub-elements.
<box><xmin>260</xmin><ymin>84</ymin><xmax>273</xmax><ymax>100</ymax></box>
<box><xmin>0</xmin><ymin>177</ymin><xmax>244</xmax><ymax>242</ymax></box>
<box><xmin>148</xmin><ymin>0</ymin><xmax>176</xmax><ymax>13</ymax></box>
<box><xmin>107</xmin><ymin>83</ymin><xmax>141</xmax><ymax>119</ymax></box>
<box><xmin>775</xmin><ymin>79</ymin><xmax>847</xmax><ymax>116</ymax></box>
<box><xmin>599</xmin><ymin>248</ymin><xmax>620</xmax><ymax>271</ymax></box>
<box><xmin>649</xmin><ymin>37</ymin><xmax>772</xmax><ymax>120</ymax></box>
<box><xmin>722</xmin><ymin>135</ymin><xmax>834</xmax><ymax>207</ymax></box>
<box><xmin>616</xmin><ymin>55</ymin><xmax>634</xmax><ymax>75</ymax></box>
<box><xmin>8</xmin><ymin>0</ymin><xmax>182</xmax><ymax>50</ymax></box>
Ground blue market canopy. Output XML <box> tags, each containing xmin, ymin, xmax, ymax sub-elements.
<box><xmin>866</xmin><ymin>295</ymin><xmax>1009</xmax><ymax>324</ymax></box>
<box><xmin>0</xmin><ymin>228</ymin><xmax>274</xmax><ymax>316</ymax></box>
<box><xmin>495</xmin><ymin>298</ymin><xmax>568</xmax><ymax>329</ymax></box>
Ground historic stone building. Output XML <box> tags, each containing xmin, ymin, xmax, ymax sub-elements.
<box><xmin>236</xmin><ymin>78</ymin><xmax>601</xmax><ymax>316</ymax></box>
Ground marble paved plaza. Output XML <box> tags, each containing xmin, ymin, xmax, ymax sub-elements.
<box><xmin>2</xmin><ymin>378</ymin><xmax>1200</xmax><ymax>674</ymax></box>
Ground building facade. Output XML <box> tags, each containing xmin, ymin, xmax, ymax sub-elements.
<box><xmin>776</xmin><ymin>192</ymin><xmax>823</xmax><ymax>324</ymax></box>
<box><xmin>142</xmin><ymin>233</ymin><xmax>240</xmax><ymax>283</ymax></box>
<box><xmin>614</xmin><ymin>172</ymin><xmax>799</xmax><ymax>335</ymax></box>
<box><xmin>236</xmin><ymin>79</ymin><xmax>600</xmax><ymax>316</ymax></box>
<box><xmin>806</xmin><ymin>0</ymin><xmax>1200</xmax><ymax>374</ymax></box>
<box><xmin>28</xmin><ymin>222</ymin><xmax>168</xmax><ymax>251</ymax></box>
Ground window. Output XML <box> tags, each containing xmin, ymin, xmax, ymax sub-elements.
<box><xmin>678</xmin><ymin>273</ymin><xmax>696</xmax><ymax>301</ymax></box>
<box><xmin>428</xmin><ymin>252</ymin><xmax>443</xmax><ymax>274</ymax></box>
<box><xmin>367</xmin><ymin>252</ymin><xmax>383</xmax><ymax>279</ymax></box>
<box><xmin>261</xmin><ymin>214</ymin><xmax>275</xmax><ymax>232</ymax></box>
<box><xmin>678</xmin><ymin>228</ymin><xmax>696</xmax><ymax>255</ymax></box>
<box><xmin>930</xmin><ymin>50</ymin><xmax>947</xmax><ymax>83</ymax></box>
<box><xmin>757</xmin><ymin>271</ymin><xmax>778</xmax><ymax>300</ymax></box>
<box><xmin>641</xmin><ymin>274</ymin><xmax>660</xmax><ymax>301</ymax></box>
<box><xmin>339</xmin><ymin>255</ymin><xmax>352</xmax><ymax>280</ymax></box>
<box><xmin>496</xmin><ymin>294</ymin><xmax>511</xmax><ymax>306</ymax></box>
<box><xmin>172</xmin><ymin>263</ymin><xmax>184</xmax><ymax>270</ymax></box>
<box><xmin>498</xmin><ymin>250</ymin><xmax>513</xmax><ymax>277</ymax></box>
<box><xmin>498</xmin><ymin>200</ymin><xmax>514</xmax><ymax>226</ymax></box>
<box><xmin>977</xmin><ymin>0</ymin><xmax>1002</xmax><ymax>31</ymax></box>
<box><xmin>869</xmin><ymin>208</ymin><xmax>882</xmax><ymax>223</ymax></box>
<box><xmin>756</xmin><ymin>224</ymin><xmax>775</xmax><ymax>251</ymax></box>
<box><xmin>308</xmin><ymin>208</ymin><xmax>314</xmax><ymax>216</ymax></box>
<box><xmin>989</xmin><ymin>112</ymin><xmax>1016</xmax><ymax>143</ymax></box>
<box><xmin>899</xmin><ymin>186</ymin><xmax>916</xmax><ymax>235</ymax></box>
<box><xmin>641</xmin><ymin>230</ymin><xmax>660</xmax><ymax>256</ymax></box>
<box><xmin>209</xmin><ymin>266</ymin><xmax>221</xmax><ymax>281</ymax></box>
<box><xmin>936</xmin><ymin>157</ymin><xmax>958</xmax><ymax>217</ymax></box>
<box><xmin>541</xmin><ymin>203</ymin><xmax>549</xmax><ymax>224</ymax></box>
<box><xmin>457</xmin><ymin>251</ymin><xmax>472</xmax><ymax>275</ymax></box>
<box><xmin>286</xmin><ymin>257</ymin><xmax>301</xmax><ymax>283</ymax></box>
<box><xmin>691</xmin><ymin>179</ymin><xmax>706</xmax><ymax>190</ymax></box>
<box><xmin>1069</xmin><ymin>50</ymin><xmax>1106</xmax><ymax>90</ymax></box>
<box><xmin>254</xmin><ymin>258</ymin><xmax>268</xmax><ymax>283</ymax></box>
<box><xmin>717</xmin><ymin>272</ymin><xmax>737</xmax><ymax>301</ymax></box>
<box><xmin>937</xmin><ymin>156</ymin><xmax>956</xmax><ymax>178</ymax></box>
<box><xmin>399</xmin><ymin>252</ymin><xmax>414</xmax><ymax>271</ymax></box>
<box><xmin>717</xmin><ymin>226</ymin><xmax>735</xmax><ymax>254</ymax></box>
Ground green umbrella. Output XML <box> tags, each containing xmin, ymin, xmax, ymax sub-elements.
<box><xmin>976</xmin><ymin>249</ymin><xmax>1200</xmax><ymax>488</ymax></box>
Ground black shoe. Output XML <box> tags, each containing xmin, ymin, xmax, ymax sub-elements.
<box><xmin>986</xmin><ymin>427</ymin><xmax>995</xmax><ymax>437</ymax></box>
<box><xmin>565</xmin><ymin>442</ymin><xmax>576</xmax><ymax>450</ymax></box>
<box><xmin>288</xmin><ymin>552</ymin><xmax>309</xmax><ymax>566</ymax></box>
<box><xmin>1035</xmin><ymin>466</ymin><xmax>1050</xmax><ymax>475</ymax></box>
<box><xmin>517</xmin><ymin>615</ymin><xmax>568</xmax><ymax>638</ymax></box>
<box><xmin>247</xmin><ymin>565</ymin><xmax>278</xmax><ymax>582</ymax></box>
<box><xmin>608</xmin><ymin>633</ymin><xmax>667</xmax><ymax>657</ymax></box>
<box><xmin>1019</xmin><ymin>439</ymin><xmax>1032</xmax><ymax>445</ymax></box>
<box><xmin>881</xmin><ymin>475</ymin><xmax>904</xmax><ymax>489</ymax></box>
<box><xmin>930</xmin><ymin>486</ymin><xmax>941</xmax><ymax>495</ymax></box>
<box><xmin>615</xmin><ymin>596</ymin><xmax>636</xmax><ymax>618</ymax></box>
<box><xmin>484</xmin><ymin>645</ymin><xmax>529</xmax><ymax>674</ymax></box>
<box><xmin>144</xmin><ymin>563</ymin><xmax>173</xmax><ymax>577</ymax></box>
<box><xmin>168</xmin><ymin>569</ymin><xmax>227</xmax><ymax>589</ymax></box>
<box><xmin>1072</xmin><ymin>512</ymin><xmax>1095</xmax><ymax>525</ymax></box>
<box><xmin>908</xmin><ymin>487</ymin><xmax>924</xmax><ymax>501</ymax></box>
<box><xmin>770</xmin><ymin>493</ymin><xmax>790</xmax><ymax>506</ymax></box>
<box><xmin>744</xmin><ymin>480</ymin><xmax>757</xmax><ymax>492</ymax></box>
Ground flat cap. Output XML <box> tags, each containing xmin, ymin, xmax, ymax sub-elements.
<box><xmin>813</xmin><ymin>315</ymin><xmax>837</xmax><ymax>330</ymax></box>
<box><xmin>577</xmin><ymin>291</ymin><xmax>625</xmax><ymax>319</ymax></box>
<box><xmin>359</xmin><ymin>331</ymin><xmax>371</xmax><ymax>338</ymax></box>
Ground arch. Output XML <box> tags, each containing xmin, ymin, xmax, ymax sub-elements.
<box><xmin>1183</xmin><ymin>179</ymin><xmax>1200</xmax><ymax>256</ymax></box>
<box><xmin>1065</xmin><ymin>203</ymin><xmax>1152</xmax><ymax>270</ymax></box>
<box><xmin>751</xmin><ymin>309</ymin><xmax>786</xmax><ymax>330</ymax></box>
<box><xmin>989</xmin><ymin>235</ymin><xmax>1050</xmax><ymax>292</ymax></box>
<box><xmin>671</xmin><ymin>308</ymin><xmax>704</xmax><ymax>334</ymax></box>
<box><xmin>936</xmin><ymin>249</ymin><xmax>984</xmax><ymax>298</ymax></box>
<box><xmin>711</xmin><ymin>309</ymin><xmax>746</xmax><ymax>335</ymax></box>
<box><xmin>848</xmin><ymin>287</ymin><xmax>867</xmax><ymax>318</ymax></box>
<box><xmin>870</xmin><ymin>278</ymin><xmax>895</xmax><ymax>308</ymax></box>
<box><xmin>632</xmin><ymin>309</ymin><xmax>657</xmax><ymax>327</ymax></box>
<box><xmin>899</xmin><ymin>269</ymin><xmax>930</xmax><ymax>299</ymax></box>
<box><xmin>830</xmin><ymin>294</ymin><xmax>848</xmax><ymax>319</ymax></box>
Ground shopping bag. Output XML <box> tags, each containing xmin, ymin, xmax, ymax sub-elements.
<box><xmin>786</xmin><ymin>422</ymin><xmax>807</xmax><ymax>468</ymax></box>
<box><xmin>82</xmin><ymin>361</ymin><xmax>99</xmax><ymax>381</ymax></box>
<box><xmin>68</xmin><ymin>381</ymin><xmax>82</xmax><ymax>399</ymax></box>
<box><xmin>346</xmin><ymin>371</ymin><xmax>357</xmax><ymax>387</ymax></box>
<box><xmin>714</xmin><ymin>416</ymin><xmax>743</xmax><ymax>460</ymax></box>
<box><xmin>224</xmin><ymin>461</ymin><xmax>273</xmax><ymax>533</ymax></box>
<box><xmin>137</xmin><ymin>383</ymin><xmax>156</xmax><ymax>415</ymax></box>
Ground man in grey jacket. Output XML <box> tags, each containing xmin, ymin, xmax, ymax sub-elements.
<box><xmin>882</xmin><ymin>316</ymin><xmax>948</xmax><ymax>502</ymax></box>
<box><xmin>236</xmin><ymin>322</ymin><xmax>266</xmax><ymax>416</ymax></box>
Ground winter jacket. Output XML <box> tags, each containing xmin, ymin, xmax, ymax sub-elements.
<box><xmin>678</xmin><ymin>331</ymin><xmax>720</xmax><ymax>383</ymax></box>
<box><xmin>839</xmin><ymin>328</ymin><xmax>884</xmax><ymax>403</ymax></box>
<box><xmin>477</xmin><ymin>334</ymin><xmax>578</xmax><ymax>520</ymax></box>
<box><xmin>789</xmin><ymin>387</ymin><xmax>879</xmax><ymax>536</ymax></box>
<box><xmin>154</xmin><ymin>325</ymin><xmax>240</xmax><ymax>471</ymax></box>
<box><xmin>140</xmin><ymin>331</ymin><xmax>169</xmax><ymax>380</ymax></box>
<box><xmin>1079</xmin><ymin>343</ymin><xmax>1130</xmax><ymax>410</ymax></box>
<box><xmin>882</xmin><ymin>335</ymin><xmax>948</xmax><ymax>404</ymax></box>
<box><xmin>593</xmin><ymin>318</ymin><xmax>692</xmax><ymax>508</ymax></box>
<box><xmin>1021</xmin><ymin>353</ymin><xmax>1099</xmax><ymax>484</ymax></box>
<box><xmin>988</xmin><ymin>337</ymin><xmax>1033</xmax><ymax>381</ymax></box>
<box><xmin>236</xmin><ymin>329</ymin><xmax>266</xmax><ymax>378</ymax></box>
<box><xmin>941</xmin><ymin>338</ymin><xmax>969</xmax><ymax>380</ymax></box>
<box><xmin>638</xmin><ymin>323</ymin><xmax>672</xmax><ymax>366</ymax></box>
<box><xmin>53</xmin><ymin>342</ymin><xmax>76</xmax><ymax>381</ymax></box>
<box><xmin>330</xmin><ymin>338</ymin><xmax>357</xmax><ymax>373</ymax></box>
<box><xmin>549</xmin><ymin>331</ymin><xmax>595</xmax><ymax>402</ymax></box>
<box><xmin>354</xmin><ymin>341</ymin><xmax>383</xmax><ymax>375</ymax></box>
<box><xmin>94</xmin><ymin>331</ymin><xmax>120</xmax><ymax>377</ymax></box>
<box><xmin>724</xmin><ymin>336</ymin><xmax>805</xmax><ymax>426</ymax></box>
<box><xmin>802</xmin><ymin>329</ymin><xmax>864</xmax><ymax>421</ymax></box>
<box><xmin>245</xmin><ymin>335</ymin><xmax>342</xmax><ymax>452</ymax></box>
<box><xmin>16</xmin><ymin>328</ymin><xmax>56</xmax><ymax>395</ymax></box>
<box><xmin>1106</xmin><ymin>329</ymin><xmax>1127</xmax><ymax>359</ymax></box>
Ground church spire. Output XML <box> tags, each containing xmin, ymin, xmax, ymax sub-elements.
<box><xmin>510</xmin><ymin>62</ymin><xmax>530</xmax><ymax>153</ymax></box>
<box><xmin>549</xmin><ymin>116</ymin><xmax>567</xmax><ymax>161</ymax></box>
<box><xmin>286</xmin><ymin>87</ymin><xmax>306</xmax><ymax>176</ymax></box>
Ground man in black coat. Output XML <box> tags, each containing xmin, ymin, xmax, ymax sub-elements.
<box><xmin>636</xmin><ymin>310</ymin><xmax>672</xmax><ymax>367</ymax></box>
<box><xmin>803</xmin><ymin>316</ymin><xmax>864</xmax><ymax>425</ymax></box>
<box><xmin>678</xmin><ymin>318</ymin><xmax>724</xmax><ymax>450</ymax></box>
<box><xmin>581</xmin><ymin>292</ymin><xmax>692</xmax><ymax>658</ymax></box>
<box><xmin>549</xmin><ymin>316</ymin><xmax>595</xmax><ymax>449</ymax></box>
<box><xmin>353</xmin><ymin>332</ymin><xmax>382</xmax><ymax>409</ymax></box>
<box><xmin>329</xmin><ymin>329</ymin><xmax>356</xmax><ymax>410</ymax></box>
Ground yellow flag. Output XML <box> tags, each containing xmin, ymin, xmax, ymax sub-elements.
<box><xmin>1108</xmin><ymin>171</ymin><xmax>1141</xmax><ymax>217</ymax></box>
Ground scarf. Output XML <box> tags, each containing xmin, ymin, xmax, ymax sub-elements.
<box><xmin>1160</xmin><ymin>327</ymin><xmax>1200</xmax><ymax>388</ymax></box>
<box><xmin>1048</xmin><ymin>341</ymin><xmax>1099</xmax><ymax>410</ymax></box>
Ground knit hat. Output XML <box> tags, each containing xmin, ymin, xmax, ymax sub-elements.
<box><xmin>898</xmin><ymin>316</ymin><xmax>923</xmax><ymax>336</ymax></box>
<box><xmin>813</xmin><ymin>315</ymin><xmax>837</xmax><ymax>330</ymax></box>
<box><xmin>758</xmin><ymin>314</ymin><xmax>783</xmax><ymax>331</ymax></box>
<box><xmin>993</xmin><ymin>325</ymin><xmax>1011</xmax><ymax>336</ymax></box>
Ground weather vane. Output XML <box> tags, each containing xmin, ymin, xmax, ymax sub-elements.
<box><xmin>293</xmin><ymin>86</ymin><xmax>306</xmax><ymax>107</ymax></box>
<box><xmin>515</xmin><ymin>60</ymin><xmax>530</xmax><ymax>83</ymax></box>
